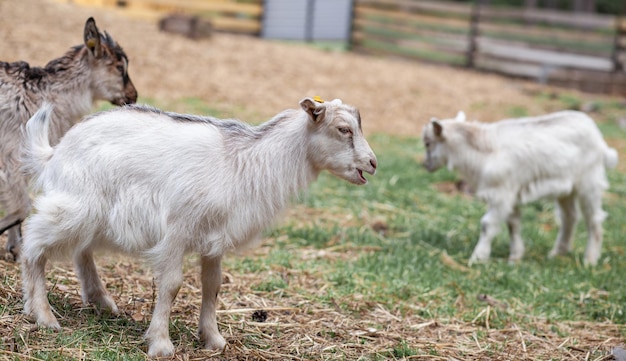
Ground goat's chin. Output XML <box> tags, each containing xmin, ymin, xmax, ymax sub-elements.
<box><xmin>333</xmin><ymin>169</ymin><xmax>368</xmax><ymax>185</ymax></box>
<box><xmin>423</xmin><ymin>161</ymin><xmax>442</xmax><ymax>173</ymax></box>
<box><xmin>110</xmin><ymin>97</ymin><xmax>136</xmax><ymax>106</ymax></box>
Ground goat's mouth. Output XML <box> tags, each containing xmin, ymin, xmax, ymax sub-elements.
<box><xmin>110</xmin><ymin>96</ymin><xmax>137</xmax><ymax>106</ymax></box>
<box><xmin>355</xmin><ymin>165</ymin><xmax>377</xmax><ymax>185</ymax></box>
<box><xmin>423</xmin><ymin>161</ymin><xmax>440</xmax><ymax>173</ymax></box>
<box><xmin>356</xmin><ymin>169</ymin><xmax>368</xmax><ymax>185</ymax></box>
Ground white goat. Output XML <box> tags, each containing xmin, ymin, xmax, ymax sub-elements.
<box><xmin>0</xmin><ymin>17</ymin><xmax>137</xmax><ymax>259</ymax></box>
<box><xmin>21</xmin><ymin>98</ymin><xmax>377</xmax><ymax>357</ymax></box>
<box><xmin>422</xmin><ymin>111</ymin><xmax>617</xmax><ymax>266</ymax></box>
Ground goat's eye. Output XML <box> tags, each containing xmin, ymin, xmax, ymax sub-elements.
<box><xmin>338</xmin><ymin>127</ymin><xmax>352</xmax><ymax>135</ymax></box>
<box><xmin>116</xmin><ymin>65</ymin><xmax>125</xmax><ymax>74</ymax></box>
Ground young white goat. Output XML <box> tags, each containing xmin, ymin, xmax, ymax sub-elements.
<box><xmin>0</xmin><ymin>17</ymin><xmax>137</xmax><ymax>259</ymax></box>
<box><xmin>21</xmin><ymin>98</ymin><xmax>377</xmax><ymax>357</ymax></box>
<box><xmin>423</xmin><ymin>111</ymin><xmax>617</xmax><ymax>266</ymax></box>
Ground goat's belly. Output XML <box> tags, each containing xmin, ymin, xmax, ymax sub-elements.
<box><xmin>518</xmin><ymin>178</ymin><xmax>573</xmax><ymax>203</ymax></box>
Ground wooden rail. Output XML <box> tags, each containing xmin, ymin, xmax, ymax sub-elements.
<box><xmin>352</xmin><ymin>0</ymin><xmax>626</xmax><ymax>95</ymax></box>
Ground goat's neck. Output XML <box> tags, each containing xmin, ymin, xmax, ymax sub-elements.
<box><xmin>446</xmin><ymin>122</ymin><xmax>492</xmax><ymax>187</ymax></box>
<box><xmin>41</xmin><ymin>48</ymin><xmax>95</xmax><ymax>144</ymax></box>
<box><xmin>231</xmin><ymin>111</ymin><xmax>317</xmax><ymax>210</ymax></box>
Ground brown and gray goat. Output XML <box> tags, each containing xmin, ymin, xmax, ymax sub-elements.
<box><xmin>0</xmin><ymin>17</ymin><xmax>137</xmax><ymax>259</ymax></box>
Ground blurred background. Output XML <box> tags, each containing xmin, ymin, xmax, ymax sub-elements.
<box><xmin>2</xmin><ymin>0</ymin><xmax>624</xmax><ymax>137</ymax></box>
<box><xmin>54</xmin><ymin>0</ymin><xmax>626</xmax><ymax>95</ymax></box>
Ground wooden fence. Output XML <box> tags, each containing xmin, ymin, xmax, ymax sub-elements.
<box><xmin>59</xmin><ymin>0</ymin><xmax>626</xmax><ymax>95</ymax></box>
<box><xmin>352</xmin><ymin>0</ymin><xmax>626</xmax><ymax>95</ymax></box>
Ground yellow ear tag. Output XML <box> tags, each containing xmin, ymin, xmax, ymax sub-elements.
<box><xmin>313</xmin><ymin>96</ymin><xmax>324</xmax><ymax>103</ymax></box>
<box><xmin>86</xmin><ymin>39</ymin><xmax>97</xmax><ymax>49</ymax></box>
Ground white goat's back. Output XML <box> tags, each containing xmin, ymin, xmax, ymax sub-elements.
<box><xmin>25</xmin><ymin>101</ymin><xmax>377</xmax><ymax>259</ymax></box>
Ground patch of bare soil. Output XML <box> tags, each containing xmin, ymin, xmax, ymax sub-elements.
<box><xmin>1</xmin><ymin>0</ymin><xmax>624</xmax><ymax>360</ymax></box>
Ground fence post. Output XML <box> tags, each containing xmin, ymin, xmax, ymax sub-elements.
<box><xmin>347</xmin><ymin>0</ymin><xmax>356</xmax><ymax>51</ymax></box>
<box><xmin>466</xmin><ymin>0</ymin><xmax>482</xmax><ymax>68</ymax></box>
<box><xmin>612</xmin><ymin>19</ymin><xmax>624</xmax><ymax>72</ymax></box>
<box><xmin>305</xmin><ymin>0</ymin><xmax>316</xmax><ymax>42</ymax></box>
<box><xmin>611</xmin><ymin>2</ymin><xmax>625</xmax><ymax>73</ymax></box>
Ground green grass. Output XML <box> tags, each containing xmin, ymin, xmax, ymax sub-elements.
<box><xmin>243</xmin><ymin>132</ymin><xmax>626</xmax><ymax>325</ymax></box>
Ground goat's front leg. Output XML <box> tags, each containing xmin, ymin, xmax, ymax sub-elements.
<box><xmin>145</xmin><ymin>254</ymin><xmax>184</xmax><ymax>358</ymax></box>
<box><xmin>199</xmin><ymin>255</ymin><xmax>226</xmax><ymax>351</ymax></box>
<box><xmin>469</xmin><ymin>201</ymin><xmax>512</xmax><ymax>265</ymax></box>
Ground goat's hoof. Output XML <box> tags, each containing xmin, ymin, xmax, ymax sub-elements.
<box><xmin>147</xmin><ymin>339</ymin><xmax>175</xmax><ymax>358</ymax></box>
<box><xmin>468</xmin><ymin>254</ymin><xmax>489</xmax><ymax>266</ymax></box>
<box><xmin>548</xmin><ymin>248</ymin><xmax>568</xmax><ymax>259</ymax></box>
<box><xmin>90</xmin><ymin>295</ymin><xmax>119</xmax><ymax>315</ymax></box>
<box><xmin>582</xmin><ymin>256</ymin><xmax>599</xmax><ymax>267</ymax></box>
<box><xmin>583</xmin><ymin>249</ymin><xmax>600</xmax><ymax>267</ymax></box>
<box><xmin>507</xmin><ymin>257</ymin><xmax>521</xmax><ymax>265</ymax></box>
<box><xmin>202</xmin><ymin>334</ymin><xmax>227</xmax><ymax>352</ymax></box>
<box><xmin>4</xmin><ymin>246</ymin><xmax>19</xmax><ymax>262</ymax></box>
<box><xmin>37</xmin><ymin>317</ymin><xmax>61</xmax><ymax>330</ymax></box>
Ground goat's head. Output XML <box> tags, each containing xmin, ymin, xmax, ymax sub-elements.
<box><xmin>422</xmin><ymin>111</ymin><xmax>464</xmax><ymax>172</ymax></box>
<box><xmin>300</xmin><ymin>97</ymin><xmax>377</xmax><ymax>185</ymax></box>
<box><xmin>83</xmin><ymin>17</ymin><xmax>137</xmax><ymax>106</ymax></box>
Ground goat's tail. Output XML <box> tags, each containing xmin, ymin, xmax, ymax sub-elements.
<box><xmin>22</xmin><ymin>103</ymin><xmax>54</xmax><ymax>182</ymax></box>
<box><xmin>604</xmin><ymin>146</ymin><xmax>619</xmax><ymax>170</ymax></box>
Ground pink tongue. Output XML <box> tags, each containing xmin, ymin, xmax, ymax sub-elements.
<box><xmin>358</xmin><ymin>169</ymin><xmax>365</xmax><ymax>182</ymax></box>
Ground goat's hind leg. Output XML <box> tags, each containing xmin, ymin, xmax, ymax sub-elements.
<box><xmin>6</xmin><ymin>225</ymin><xmax>22</xmax><ymax>260</ymax></box>
<box><xmin>74</xmin><ymin>250</ymin><xmax>118</xmax><ymax>314</ymax></box>
<box><xmin>0</xmin><ymin>216</ymin><xmax>24</xmax><ymax>260</ymax></box>
<box><xmin>21</xmin><ymin>233</ymin><xmax>59</xmax><ymax>329</ymax></box>
<box><xmin>21</xmin><ymin>195</ymin><xmax>81</xmax><ymax>329</ymax></box>
<box><xmin>507</xmin><ymin>205</ymin><xmax>525</xmax><ymax>263</ymax></box>
<box><xmin>0</xmin><ymin>169</ymin><xmax>32</xmax><ymax>260</ymax></box>
<box><xmin>579</xmin><ymin>189</ymin><xmax>606</xmax><ymax>266</ymax></box>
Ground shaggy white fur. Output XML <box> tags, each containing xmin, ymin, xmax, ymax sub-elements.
<box><xmin>21</xmin><ymin>98</ymin><xmax>376</xmax><ymax>357</ymax></box>
<box><xmin>423</xmin><ymin>110</ymin><xmax>617</xmax><ymax>266</ymax></box>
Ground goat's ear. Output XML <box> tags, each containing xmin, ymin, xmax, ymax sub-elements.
<box><xmin>455</xmin><ymin>111</ymin><xmax>466</xmax><ymax>122</ymax></box>
<box><xmin>300</xmin><ymin>97</ymin><xmax>326</xmax><ymax>123</ymax></box>
<box><xmin>84</xmin><ymin>17</ymin><xmax>102</xmax><ymax>58</ymax></box>
<box><xmin>432</xmin><ymin>120</ymin><xmax>444</xmax><ymax>138</ymax></box>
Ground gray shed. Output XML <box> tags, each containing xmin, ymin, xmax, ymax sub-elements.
<box><xmin>262</xmin><ymin>0</ymin><xmax>353</xmax><ymax>41</ymax></box>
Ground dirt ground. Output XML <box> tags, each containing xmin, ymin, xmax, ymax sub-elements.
<box><xmin>0</xmin><ymin>0</ymin><xmax>588</xmax><ymax>137</ymax></box>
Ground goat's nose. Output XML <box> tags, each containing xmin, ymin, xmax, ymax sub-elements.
<box><xmin>370</xmin><ymin>158</ymin><xmax>377</xmax><ymax>170</ymax></box>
